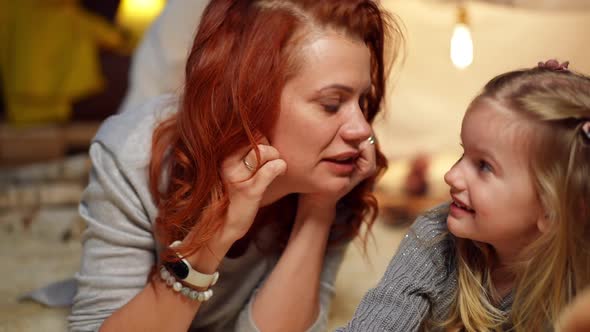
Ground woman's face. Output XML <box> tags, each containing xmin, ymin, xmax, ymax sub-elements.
<box><xmin>268</xmin><ymin>31</ymin><xmax>373</xmax><ymax>196</ymax></box>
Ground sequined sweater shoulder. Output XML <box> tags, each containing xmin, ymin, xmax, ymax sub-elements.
<box><xmin>336</xmin><ymin>204</ymin><xmax>456</xmax><ymax>331</ymax></box>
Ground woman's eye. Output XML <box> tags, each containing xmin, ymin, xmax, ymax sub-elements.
<box><xmin>359</xmin><ymin>95</ymin><xmax>369</xmax><ymax>118</ymax></box>
<box><xmin>322</xmin><ymin>104</ymin><xmax>340</xmax><ymax>112</ymax></box>
<box><xmin>478</xmin><ymin>160</ymin><xmax>493</xmax><ymax>172</ymax></box>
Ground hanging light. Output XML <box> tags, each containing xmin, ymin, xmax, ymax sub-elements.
<box><xmin>116</xmin><ymin>0</ymin><xmax>166</xmax><ymax>40</ymax></box>
<box><xmin>450</xmin><ymin>5</ymin><xmax>473</xmax><ymax>69</ymax></box>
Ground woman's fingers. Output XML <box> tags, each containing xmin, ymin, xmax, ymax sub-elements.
<box><xmin>352</xmin><ymin>136</ymin><xmax>377</xmax><ymax>185</ymax></box>
<box><xmin>242</xmin><ymin>144</ymin><xmax>280</xmax><ymax>173</ymax></box>
<box><xmin>221</xmin><ymin>143</ymin><xmax>286</xmax><ymax>240</ymax></box>
<box><xmin>250</xmin><ymin>158</ymin><xmax>287</xmax><ymax>194</ymax></box>
<box><xmin>222</xmin><ymin>144</ymin><xmax>281</xmax><ymax>182</ymax></box>
<box><xmin>222</xmin><ymin>142</ymin><xmax>286</xmax><ymax>204</ymax></box>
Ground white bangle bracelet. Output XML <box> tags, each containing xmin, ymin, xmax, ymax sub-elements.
<box><xmin>164</xmin><ymin>240</ymin><xmax>220</xmax><ymax>289</ymax></box>
<box><xmin>159</xmin><ymin>266</ymin><xmax>213</xmax><ymax>302</ymax></box>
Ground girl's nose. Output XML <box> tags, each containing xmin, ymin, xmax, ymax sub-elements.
<box><xmin>444</xmin><ymin>162</ymin><xmax>465</xmax><ymax>191</ymax></box>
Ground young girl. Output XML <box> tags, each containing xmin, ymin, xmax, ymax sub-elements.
<box><xmin>338</xmin><ymin>59</ymin><xmax>590</xmax><ymax>332</ymax></box>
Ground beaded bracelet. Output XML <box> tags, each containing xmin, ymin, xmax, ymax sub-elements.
<box><xmin>159</xmin><ymin>266</ymin><xmax>213</xmax><ymax>302</ymax></box>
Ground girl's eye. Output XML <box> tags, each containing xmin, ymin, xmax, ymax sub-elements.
<box><xmin>479</xmin><ymin>160</ymin><xmax>493</xmax><ymax>172</ymax></box>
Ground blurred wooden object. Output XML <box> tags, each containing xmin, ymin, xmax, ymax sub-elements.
<box><xmin>0</xmin><ymin>154</ymin><xmax>89</xmax><ymax>184</ymax></box>
<box><xmin>0</xmin><ymin>182</ymin><xmax>86</xmax><ymax>210</ymax></box>
<box><xmin>1</xmin><ymin>154</ymin><xmax>90</xmax><ymax>210</ymax></box>
<box><xmin>0</xmin><ymin>122</ymin><xmax>99</xmax><ymax>166</ymax></box>
<box><xmin>375</xmin><ymin>190</ymin><xmax>447</xmax><ymax>227</ymax></box>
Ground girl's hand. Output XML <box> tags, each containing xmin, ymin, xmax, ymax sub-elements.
<box><xmin>219</xmin><ymin>141</ymin><xmax>287</xmax><ymax>243</ymax></box>
<box><xmin>299</xmin><ymin>136</ymin><xmax>377</xmax><ymax>214</ymax></box>
<box><xmin>559</xmin><ymin>287</ymin><xmax>590</xmax><ymax>332</ymax></box>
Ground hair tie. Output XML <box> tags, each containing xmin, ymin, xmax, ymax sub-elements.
<box><xmin>537</xmin><ymin>59</ymin><xmax>569</xmax><ymax>72</ymax></box>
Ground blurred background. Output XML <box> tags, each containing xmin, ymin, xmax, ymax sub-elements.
<box><xmin>0</xmin><ymin>0</ymin><xmax>589</xmax><ymax>330</ymax></box>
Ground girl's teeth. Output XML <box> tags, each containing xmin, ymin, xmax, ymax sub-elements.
<box><xmin>454</xmin><ymin>201</ymin><xmax>474</xmax><ymax>212</ymax></box>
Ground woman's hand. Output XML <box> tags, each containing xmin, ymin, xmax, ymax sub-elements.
<box><xmin>299</xmin><ymin>136</ymin><xmax>377</xmax><ymax>214</ymax></box>
<box><xmin>218</xmin><ymin>141</ymin><xmax>287</xmax><ymax>243</ymax></box>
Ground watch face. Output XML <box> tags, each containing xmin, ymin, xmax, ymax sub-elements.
<box><xmin>165</xmin><ymin>260</ymin><xmax>189</xmax><ymax>279</ymax></box>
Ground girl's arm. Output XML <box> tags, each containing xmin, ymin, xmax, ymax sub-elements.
<box><xmin>336</xmin><ymin>208</ymin><xmax>455</xmax><ymax>332</ymax></box>
<box><xmin>559</xmin><ymin>287</ymin><xmax>590</xmax><ymax>332</ymax></box>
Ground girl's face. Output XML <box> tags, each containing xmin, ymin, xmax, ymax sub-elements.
<box><xmin>268</xmin><ymin>32</ymin><xmax>373</xmax><ymax>196</ymax></box>
<box><xmin>444</xmin><ymin>101</ymin><xmax>546</xmax><ymax>264</ymax></box>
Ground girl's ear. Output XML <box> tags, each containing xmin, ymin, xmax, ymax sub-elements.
<box><xmin>537</xmin><ymin>210</ymin><xmax>551</xmax><ymax>234</ymax></box>
<box><xmin>536</xmin><ymin>196</ymin><xmax>551</xmax><ymax>233</ymax></box>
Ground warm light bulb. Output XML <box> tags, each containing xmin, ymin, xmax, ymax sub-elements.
<box><xmin>450</xmin><ymin>23</ymin><xmax>473</xmax><ymax>69</ymax></box>
<box><xmin>116</xmin><ymin>0</ymin><xmax>166</xmax><ymax>39</ymax></box>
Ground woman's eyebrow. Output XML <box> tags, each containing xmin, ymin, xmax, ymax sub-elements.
<box><xmin>316</xmin><ymin>84</ymin><xmax>354</xmax><ymax>94</ymax></box>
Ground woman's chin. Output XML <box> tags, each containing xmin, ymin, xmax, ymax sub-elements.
<box><xmin>295</xmin><ymin>178</ymin><xmax>349</xmax><ymax>196</ymax></box>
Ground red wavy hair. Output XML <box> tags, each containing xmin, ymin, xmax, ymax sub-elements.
<box><xmin>149</xmin><ymin>0</ymin><xmax>404</xmax><ymax>261</ymax></box>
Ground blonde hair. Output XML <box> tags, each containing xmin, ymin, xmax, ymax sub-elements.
<box><xmin>441</xmin><ymin>66</ymin><xmax>590</xmax><ymax>332</ymax></box>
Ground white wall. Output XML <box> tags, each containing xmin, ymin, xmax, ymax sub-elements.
<box><xmin>375</xmin><ymin>0</ymin><xmax>590</xmax><ymax>160</ymax></box>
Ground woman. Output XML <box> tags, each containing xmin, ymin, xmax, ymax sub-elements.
<box><xmin>69</xmin><ymin>0</ymin><xmax>403</xmax><ymax>331</ymax></box>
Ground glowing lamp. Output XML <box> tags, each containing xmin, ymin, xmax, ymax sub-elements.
<box><xmin>450</xmin><ymin>5</ymin><xmax>473</xmax><ymax>70</ymax></box>
<box><xmin>116</xmin><ymin>0</ymin><xmax>166</xmax><ymax>40</ymax></box>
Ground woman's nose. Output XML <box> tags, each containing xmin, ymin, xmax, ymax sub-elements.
<box><xmin>341</xmin><ymin>106</ymin><xmax>372</xmax><ymax>145</ymax></box>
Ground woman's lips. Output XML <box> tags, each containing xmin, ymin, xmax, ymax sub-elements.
<box><xmin>322</xmin><ymin>158</ymin><xmax>356</xmax><ymax>175</ymax></box>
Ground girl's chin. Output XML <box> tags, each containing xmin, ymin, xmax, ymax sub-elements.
<box><xmin>446</xmin><ymin>216</ymin><xmax>470</xmax><ymax>239</ymax></box>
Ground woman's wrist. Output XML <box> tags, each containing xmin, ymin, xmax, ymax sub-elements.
<box><xmin>296</xmin><ymin>196</ymin><xmax>337</xmax><ymax>225</ymax></box>
<box><xmin>291</xmin><ymin>202</ymin><xmax>335</xmax><ymax>243</ymax></box>
<box><xmin>184</xmin><ymin>231</ymin><xmax>234</xmax><ymax>274</ymax></box>
<box><xmin>184</xmin><ymin>247</ymin><xmax>223</xmax><ymax>275</ymax></box>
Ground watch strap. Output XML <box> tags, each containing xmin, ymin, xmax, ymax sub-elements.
<box><xmin>166</xmin><ymin>241</ymin><xmax>220</xmax><ymax>288</ymax></box>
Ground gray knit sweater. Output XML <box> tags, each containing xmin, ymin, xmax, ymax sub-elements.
<box><xmin>68</xmin><ymin>95</ymin><xmax>347</xmax><ymax>332</ymax></box>
<box><xmin>336</xmin><ymin>206</ymin><xmax>513</xmax><ymax>331</ymax></box>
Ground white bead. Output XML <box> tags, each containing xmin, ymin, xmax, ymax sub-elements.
<box><xmin>189</xmin><ymin>290</ymin><xmax>199</xmax><ymax>300</ymax></box>
<box><xmin>181</xmin><ymin>287</ymin><xmax>190</xmax><ymax>296</ymax></box>
<box><xmin>197</xmin><ymin>292</ymin><xmax>205</xmax><ymax>302</ymax></box>
<box><xmin>166</xmin><ymin>276</ymin><xmax>175</xmax><ymax>286</ymax></box>
<box><xmin>160</xmin><ymin>268</ymin><xmax>170</xmax><ymax>280</ymax></box>
<box><xmin>173</xmin><ymin>282</ymin><xmax>183</xmax><ymax>292</ymax></box>
<box><xmin>203</xmin><ymin>289</ymin><xmax>213</xmax><ymax>301</ymax></box>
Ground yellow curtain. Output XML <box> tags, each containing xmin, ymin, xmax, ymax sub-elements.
<box><xmin>0</xmin><ymin>0</ymin><xmax>125</xmax><ymax>125</ymax></box>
